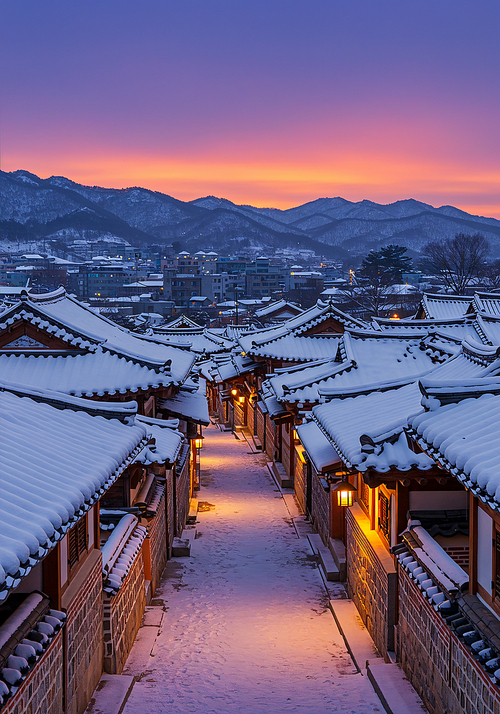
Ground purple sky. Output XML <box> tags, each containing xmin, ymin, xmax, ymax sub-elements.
<box><xmin>1</xmin><ymin>0</ymin><xmax>499</xmax><ymax>214</ymax></box>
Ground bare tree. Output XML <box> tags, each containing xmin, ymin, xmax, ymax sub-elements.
<box><xmin>422</xmin><ymin>232</ymin><xmax>490</xmax><ymax>294</ymax></box>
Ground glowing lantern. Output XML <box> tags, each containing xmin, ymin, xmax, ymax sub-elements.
<box><xmin>194</xmin><ymin>434</ymin><xmax>204</xmax><ymax>449</ymax></box>
<box><xmin>231</xmin><ymin>388</ymin><xmax>238</xmax><ymax>396</ymax></box>
<box><xmin>331</xmin><ymin>480</ymin><xmax>357</xmax><ymax>507</ymax></box>
<box><xmin>238</xmin><ymin>395</ymin><xmax>245</xmax><ymax>404</ymax></box>
<box><xmin>391</xmin><ymin>313</ymin><xmax>400</xmax><ymax>320</ymax></box>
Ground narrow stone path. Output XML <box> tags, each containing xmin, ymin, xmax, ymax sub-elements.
<box><xmin>122</xmin><ymin>425</ymin><xmax>382</xmax><ymax>713</ymax></box>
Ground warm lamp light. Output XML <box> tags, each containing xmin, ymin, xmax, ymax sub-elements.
<box><xmin>238</xmin><ymin>395</ymin><xmax>245</xmax><ymax>403</ymax></box>
<box><xmin>231</xmin><ymin>388</ymin><xmax>238</xmax><ymax>396</ymax></box>
<box><xmin>391</xmin><ymin>313</ymin><xmax>400</xmax><ymax>320</ymax></box>
<box><xmin>194</xmin><ymin>434</ymin><xmax>204</xmax><ymax>449</ymax></box>
<box><xmin>331</xmin><ymin>480</ymin><xmax>357</xmax><ymax>507</ymax></box>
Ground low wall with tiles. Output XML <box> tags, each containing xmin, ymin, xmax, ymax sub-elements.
<box><xmin>346</xmin><ymin>505</ymin><xmax>397</xmax><ymax>658</ymax></box>
<box><xmin>147</xmin><ymin>491</ymin><xmax>168</xmax><ymax>594</ymax></box>
<box><xmin>166</xmin><ymin>469</ymin><xmax>175</xmax><ymax>553</ymax></box>
<box><xmin>103</xmin><ymin>549</ymin><xmax>146</xmax><ymax>675</ymax></box>
<box><xmin>63</xmin><ymin>549</ymin><xmax>104</xmax><ymax>714</ymax></box>
<box><xmin>310</xmin><ymin>474</ymin><xmax>330</xmax><ymax>545</ymax></box>
<box><xmin>397</xmin><ymin>565</ymin><xmax>500</xmax><ymax>714</ymax></box>
<box><xmin>2</xmin><ymin>631</ymin><xmax>63</xmax><ymax>714</ymax></box>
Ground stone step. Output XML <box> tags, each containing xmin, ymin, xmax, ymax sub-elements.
<box><xmin>172</xmin><ymin>527</ymin><xmax>197</xmax><ymax>557</ymax></box>
<box><xmin>187</xmin><ymin>498</ymin><xmax>198</xmax><ymax>524</ymax></box>
<box><xmin>329</xmin><ymin>537</ymin><xmax>347</xmax><ymax>581</ymax></box>
<box><xmin>273</xmin><ymin>460</ymin><xmax>292</xmax><ymax>489</ymax></box>
<box><xmin>307</xmin><ymin>533</ymin><xmax>340</xmax><ymax>581</ymax></box>
<box><xmin>252</xmin><ymin>435</ymin><xmax>262</xmax><ymax>450</ymax></box>
<box><xmin>329</xmin><ymin>598</ymin><xmax>381</xmax><ymax>671</ymax></box>
<box><xmin>85</xmin><ymin>674</ymin><xmax>134</xmax><ymax>714</ymax></box>
<box><xmin>367</xmin><ymin>661</ymin><xmax>427</xmax><ymax>714</ymax></box>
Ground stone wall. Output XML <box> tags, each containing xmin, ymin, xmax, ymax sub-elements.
<box><xmin>397</xmin><ymin>566</ymin><xmax>500</xmax><ymax>714</ymax></box>
<box><xmin>311</xmin><ymin>473</ymin><xmax>330</xmax><ymax>544</ymax></box>
<box><xmin>103</xmin><ymin>549</ymin><xmax>146</xmax><ymax>674</ymax></box>
<box><xmin>3</xmin><ymin>631</ymin><xmax>63</xmax><ymax>714</ymax></box>
<box><xmin>147</xmin><ymin>491</ymin><xmax>168</xmax><ymax>594</ymax></box>
<box><xmin>346</xmin><ymin>505</ymin><xmax>397</xmax><ymax>658</ymax></box>
<box><xmin>63</xmin><ymin>550</ymin><xmax>103</xmax><ymax>714</ymax></box>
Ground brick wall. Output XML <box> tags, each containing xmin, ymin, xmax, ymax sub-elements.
<box><xmin>256</xmin><ymin>405</ymin><xmax>266</xmax><ymax>450</ymax></box>
<box><xmin>3</xmin><ymin>631</ymin><xmax>63</xmax><ymax>714</ymax></box>
<box><xmin>311</xmin><ymin>474</ymin><xmax>330</xmax><ymax>545</ymax></box>
<box><xmin>281</xmin><ymin>425</ymin><xmax>291</xmax><ymax>477</ymax></box>
<box><xmin>64</xmin><ymin>550</ymin><xmax>103</xmax><ymax>714</ymax></box>
<box><xmin>442</xmin><ymin>544</ymin><xmax>469</xmax><ymax>569</ymax></box>
<box><xmin>294</xmin><ymin>449</ymin><xmax>307</xmax><ymax>515</ymax></box>
<box><xmin>346</xmin><ymin>506</ymin><xmax>397</xmax><ymax>658</ymax></box>
<box><xmin>166</xmin><ymin>468</ymin><xmax>175</xmax><ymax>551</ymax></box>
<box><xmin>147</xmin><ymin>491</ymin><xmax>168</xmax><ymax>594</ymax></box>
<box><xmin>265</xmin><ymin>415</ymin><xmax>277</xmax><ymax>461</ymax></box>
<box><xmin>176</xmin><ymin>452</ymin><xmax>191</xmax><ymax>536</ymax></box>
<box><xmin>397</xmin><ymin>566</ymin><xmax>500</xmax><ymax>714</ymax></box>
<box><xmin>103</xmin><ymin>548</ymin><xmax>146</xmax><ymax>674</ymax></box>
<box><xmin>233</xmin><ymin>400</ymin><xmax>245</xmax><ymax>428</ymax></box>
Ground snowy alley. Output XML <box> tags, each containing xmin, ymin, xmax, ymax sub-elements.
<box><xmin>121</xmin><ymin>425</ymin><xmax>383</xmax><ymax>713</ymax></box>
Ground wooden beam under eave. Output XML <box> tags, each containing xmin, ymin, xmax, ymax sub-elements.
<box><xmin>362</xmin><ymin>466</ymin><xmax>451</xmax><ymax>488</ymax></box>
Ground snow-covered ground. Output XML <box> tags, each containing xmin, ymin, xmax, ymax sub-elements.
<box><xmin>122</xmin><ymin>426</ymin><xmax>382</xmax><ymax>713</ymax></box>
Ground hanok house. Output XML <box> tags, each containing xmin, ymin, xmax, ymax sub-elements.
<box><xmin>232</xmin><ymin>299</ymin><xmax>367</xmax><ymax>467</ymax></box>
<box><xmin>253</xmin><ymin>299</ymin><xmax>303</xmax><ymax>325</ymax></box>
<box><xmin>0</xmin><ymin>383</ymin><xmax>148</xmax><ymax>714</ymax></box>
<box><xmin>0</xmin><ymin>287</ymin><xmax>201</xmax><ymax>564</ymax></box>
<box><xmin>308</xmin><ymin>381</ymin><xmax>465</xmax><ymax>663</ymax></box>
<box><xmin>403</xmin><ymin>376</ymin><xmax>500</xmax><ymax>714</ymax></box>
<box><xmin>0</xmin><ymin>287</ymin><xmax>194</xmax><ymax>418</ymax></box>
<box><xmin>261</xmin><ymin>326</ymin><xmax>449</xmax><ymax>492</ymax></box>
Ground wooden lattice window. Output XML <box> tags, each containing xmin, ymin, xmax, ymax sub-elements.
<box><xmin>68</xmin><ymin>518</ymin><xmax>87</xmax><ymax>570</ymax></box>
<box><xmin>359</xmin><ymin>479</ymin><xmax>370</xmax><ymax>512</ymax></box>
<box><xmin>378</xmin><ymin>492</ymin><xmax>390</xmax><ymax>541</ymax></box>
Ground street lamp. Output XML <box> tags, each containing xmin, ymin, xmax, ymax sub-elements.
<box><xmin>331</xmin><ymin>480</ymin><xmax>357</xmax><ymax>508</ymax></box>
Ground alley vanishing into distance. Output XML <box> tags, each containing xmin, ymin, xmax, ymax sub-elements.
<box><xmin>121</xmin><ymin>426</ymin><xmax>382</xmax><ymax>713</ymax></box>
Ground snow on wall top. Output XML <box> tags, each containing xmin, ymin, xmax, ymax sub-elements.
<box><xmin>313</xmin><ymin>382</ymin><xmax>434</xmax><ymax>473</ymax></box>
<box><xmin>0</xmin><ymin>387</ymin><xmax>147</xmax><ymax>597</ymax></box>
<box><xmin>159</xmin><ymin>388</ymin><xmax>210</xmax><ymax>425</ymax></box>
<box><xmin>296</xmin><ymin>421</ymin><xmax>341</xmax><ymax>474</ymax></box>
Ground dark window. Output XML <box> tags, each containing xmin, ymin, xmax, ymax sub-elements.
<box><xmin>68</xmin><ymin>517</ymin><xmax>87</xmax><ymax>569</ymax></box>
<box><xmin>378</xmin><ymin>493</ymin><xmax>390</xmax><ymax>541</ymax></box>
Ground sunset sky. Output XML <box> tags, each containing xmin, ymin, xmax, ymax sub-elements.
<box><xmin>1</xmin><ymin>0</ymin><xmax>499</xmax><ymax>216</ymax></box>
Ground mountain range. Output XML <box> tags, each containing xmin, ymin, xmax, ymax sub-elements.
<box><xmin>1</xmin><ymin>169</ymin><xmax>500</xmax><ymax>259</ymax></box>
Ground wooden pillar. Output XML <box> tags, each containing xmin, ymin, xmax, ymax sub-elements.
<box><xmin>469</xmin><ymin>490</ymin><xmax>478</xmax><ymax>594</ymax></box>
<box><xmin>396</xmin><ymin>481</ymin><xmax>410</xmax><ymax>544</ymax></box>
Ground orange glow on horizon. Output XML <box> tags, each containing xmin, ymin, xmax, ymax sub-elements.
<box><xmin>3</xmin><ymin>149</ymin><xmax>500</xmax><ymax>218</ymax></box>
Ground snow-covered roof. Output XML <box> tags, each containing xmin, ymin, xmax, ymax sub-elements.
<box><xmin>418</xmin><ymin>293</ymin><xmax>473</xmax><ymax>320</ymax></box>
<box><xmin>135</xmin><ymin>416</ymin><xmax>184</xmax><ymax>465</ymax></box>
<box><xmin>254</xmin><ymin>300</ymin><xmax>302</xmax><ymax>319</ymax></box>
<box><xmin>239</xmin><ymin>298</ymin><xmax>367</xmax><ymax>359</ymax></box>
<box><xmin>0</xmin><ymin>384</ymin><xmax>148</xmax><ymax>599</ymax></box>
<box><xmin>152</xmin><ymin>328</ymin><xmax>235</xmax><ymax>355</ymax></box>
<box><xmin>0</xmin><ymin>350</ymin><xmax>175</xmax><ymax>397</ymax></box>
<box><xmin>268</xmin><ymin>330</ymin><xmax>441</xmax><ymax>405</ymax></box>
<box><xmin>158</xmin><ymin>387</ymin><xmax>210</xmax><ymax>425</ymax></box>
<box><xmin>313</xmin><ymin>382</ymin><xmax>435</xmax><ymax>473</ymax></box>
<box><xmin>296</xmin><ymin>421</ymin><xmax>342</xmax><ymax>474</ymax></box>
<box><xmin>469</xmin><ymin>292</ymin><xmax>500</xmax><ymax>316</ymax></box>
<box><xmin>409</xmin><ymin>381</ymin><xmax>500</xmax><ymax>508</ymax></box>
<box><xmin>0</xmin><ymin>288</ymin><xmax>193</xmax><ymax>383</ymax></box>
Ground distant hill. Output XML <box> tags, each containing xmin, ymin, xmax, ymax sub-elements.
<box><xmin>1</xmin><ymin>169</ymin><xmax>500</xmax><ymax>258</ymax></box>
